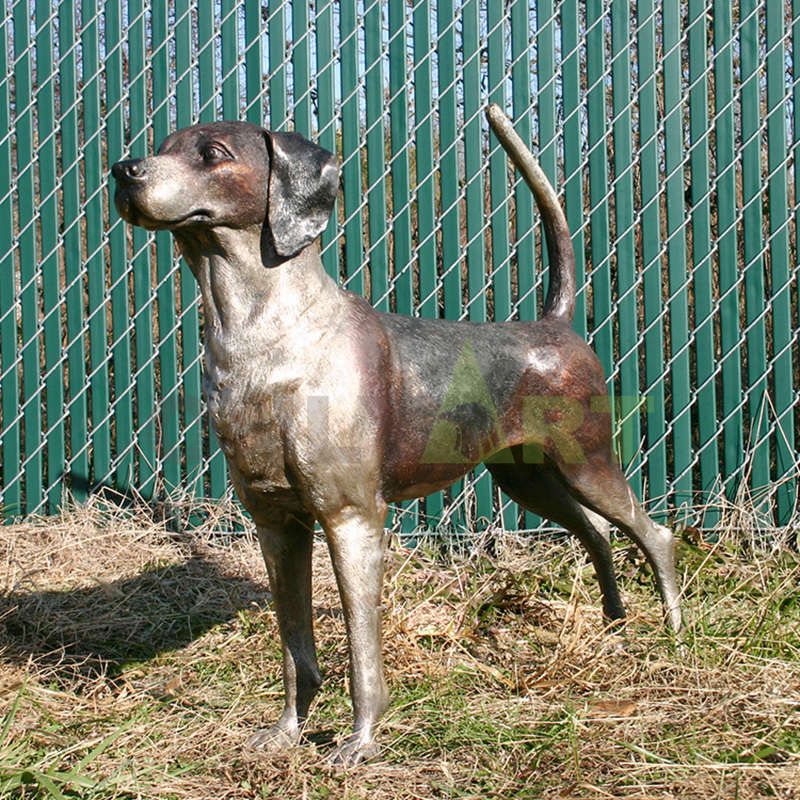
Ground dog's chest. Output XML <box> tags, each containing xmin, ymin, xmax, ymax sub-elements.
<box><xmin>203</xmin><ymin>359</ymin><xmax>297</xmax><ymax>499</ymax></box>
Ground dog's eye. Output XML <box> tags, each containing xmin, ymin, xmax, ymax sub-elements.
<box><xmin>201</xmin><ymin>145</ymin><xmax>228</xmax><ymax>163</ymax></box>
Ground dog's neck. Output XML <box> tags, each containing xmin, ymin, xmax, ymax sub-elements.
<box><xmin>175</xmin><ymin>226</ymin><xmax>339</xmax><ymax>339</ymax></box>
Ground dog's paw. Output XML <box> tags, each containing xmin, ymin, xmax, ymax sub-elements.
<box><xmin>327</xmin><ymin>733</ymin><xmax>380</xmax><ymax>768</ymax></box>
<box><xmin>246</xmin><ymin>724</ymin><xmax>301</xmax><ymax>753</ymax></box>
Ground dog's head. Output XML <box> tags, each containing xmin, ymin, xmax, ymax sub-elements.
<box><xmin>112</xmin><ymin>121</ymin><xmax>339</xmax><ymax>258</ymax></box>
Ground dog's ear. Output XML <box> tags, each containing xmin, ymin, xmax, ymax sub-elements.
<box><xmin>264</xmin><ymin>131</ymin><xmax>339</xmax><ymax>258</ymax></box>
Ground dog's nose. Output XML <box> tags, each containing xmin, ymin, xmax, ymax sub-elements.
<box><xmin>112</xmin><ymin>158</ymin><xmax>146</xmax><ymax>182</ymax></box>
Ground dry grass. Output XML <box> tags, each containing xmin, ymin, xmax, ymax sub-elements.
<box><xmin>1</xmin><ymin>498</ymin><xmax>798</xmax><ymax>799</ymax></box>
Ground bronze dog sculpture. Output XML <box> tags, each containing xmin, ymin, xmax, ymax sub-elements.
<box><xmin>113</xmin><ymin>104</ymin><xmax>681</xmax><ymax>765</ymax></box>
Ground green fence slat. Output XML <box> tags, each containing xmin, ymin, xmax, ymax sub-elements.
<box><xmin>363</xmin><ymin>0</ymin><xmax>390</xmax><ymax>525</ymax></box>
<box><xmin>487</xmin><ymin>5</ymin><xmax>510</xmax><ymax>325</ymax></box>
<box><xmin>586</xmin><ymin>0</ymin><xmax>613</xmax><ymax>385</ymax></box>
<box><xmin>511</xmin><ymin>0</ymin><xmax>535</xmax><ymax>322</ymax></box>
<box><xmin>245</xmin><ymin>1</ymin><xmax>263</xmax><ymax>124</ymax></box>
<box><xmin>529</xmin><ymin>0</ymin><xmax>558</xmax><ymax>532</ymax></box>
<box><xmin>0</xmin><ymin>3</ymin><xmax>19</xmax><ymax>517</ymax></box>
<box><xmin>794</xmin><ymin>0</ymin><xmax>800</xmax><ymax>286</ymax></box>
<box><xmin>537</xmin><ymin>0</ymin><xmax>558</xmax><ymax>317</ymax></box>
<box><xmin>83</xmin><ymin>0</ymin><xmax>111</xmax><ymax>495</ymax></box>
<box><xmin>152</xmin><ymin>2</ymin><xmax>182</xmax><ymax>495</ymax></box>
<box><xmin>175</xmin><ymin>0</ymin><xmax>204</xmax><ymax>498</ymax></box>
<box><xmin>389</xmin><ymin>0</ymin><xmax>412</xmax><ymax>317</ymax></box>
<box><xmin>740</xmin><ymin>0</ymin><xmax>770</xmax><ymax>504</ymax></box>
<box><xmin>459</xmin><ymin>7</ymin><xmax>486</xmax><ymax>545</ymax></box>
<box><xmin>389</xmin><ymin>0</ymin><xmax>418</xmax><ymax>534</ymax></box>
<box><xmin>486</xmin><ymin>5</ymin><xmax>513</xmax><ymax>530</ymax></box>
<box><xmin>105</xmin><ymin>0</ymin><xmax>134</xmax><ymax>497</ymax></box>
<box><xmin>413</xmin><ymin>1</ymin><xmax>442</xmax><ymax>526</ymax></box>
<box><xmin>365</xmin><ymin>1</ymin><xmax>388</xmax><ymax>311</ymax></box>
<box><xmin>512</xmin><ymin>0</ymin><xmax>541</xmax><ymax>530</ymax></box>
<box><xmin>437</xmin><ymin>0</ymin><xmax>464</xmax><ymax>532</ymax></box>
<box><xmin>561</xmin><ymin>0</ymin><xmax>586</xmax><ymax>338</ymax></box>
<box><xmin>464</xmin><ymin>0</ymin><xmax>492</xmax><ymax>528</ymax></box>
<box><xmin>340</xmin><ymin>0</ymin><xmax>364</xmax><ymax>294</ymax></box>
<box><xmin>13</xmin><ymin>0</ymin><xmax>42</xmax><ymax>513</ymax></box>
<box><xmin>768</xmin><ymin>0</ymin><xmax>796</xmax><ymax>524</ymax></box>
<box><xmin>198</xmin><ymin>0</ymin><xmax>216</xmax><ymax>122</ymax></box>
<box><xmin>637</xmin><ymin>0</ymin><xmax>667</xmax><ymax>511</ymax></box>
<box><xmin>221</xmin><ymin>0</ymin><xmax>240</xmax><ymax>119</ymax></box>
<box><xmin>714</xmin><ymin>0</ymin><xmax>744</xmax><ymax>496</ymax></box>
<box><xmin>437</xmin><ymin>1</ymin><xmax>460</xmax><ymax>317</ymax></box>
<box><xmin>663</xmin><ymin>0</ymin><xmax>691</xmax><ymax>512</ymax></box>
<box><xmin>316</xmin><ymin>0</ymin><xmax>340</xmax><ymax>280</ymax></box>
<box><xmin>197</xmin><ymin>0</ymin><xmax>227</xmax><ymax>498</ymax></box>
<box><xmin>292</xmin><ymin>1</ymin><xmax>311</xmax><ymax>136</ymax></box>
<box><xmin>463</xmin><ymin>0</ymin><xmax>484</xmax><ymax>324</ymax></box>
<box><xmin>58</xmin><ymin>0</ymin><xmax>88</xmax><ymax>504</ymax></box>
<box><xmin>129</xmin><ymin>0</ymin><xmax>157</xmax><ymax>498</ymax></box>
<box><xmin>586</xmin><ymin>0</ymin><xmax>616</xmax><ymax>507</ymax></box>
<box><xmin>35</xmin><ymin>0</ymin><xmax>63</xmax><ymax>512</ymax></box>
<box><xmin>687</xmin><ymin>0</ymin><xmax>719</xmax><ymax>525</ymax></box>
<box><xmin>268</xmin><ymin>3</ymin><xmax>288</xmax><ymax>129</ymax></box>
<box><xmin>414</xmin><ymin>1</ymin><xmax>437</xmax><ymax>323</ymax></box>
<box><xmin>611</xmin><ymin>0</ymin><xmax>642</xmax><ymax>499</ymax></box>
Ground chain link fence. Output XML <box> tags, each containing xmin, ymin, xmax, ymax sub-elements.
<box><xmin>0</xmin><ymin>1</ymin><xmax>798</xmax><ymax>532</ymax></box>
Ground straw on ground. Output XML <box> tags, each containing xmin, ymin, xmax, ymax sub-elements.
<box><xmin>1</xmin><ymin>499</ymin><xmax>798</xmax><ymax>799</ymax></box>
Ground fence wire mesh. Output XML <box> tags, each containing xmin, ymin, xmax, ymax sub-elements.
<box><xmin>0</xmin><ymin>0</ymin><xmax>798</xmax><ymax>532</ymax></box>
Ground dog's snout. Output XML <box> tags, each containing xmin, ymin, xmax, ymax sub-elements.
<box><xmin>112</xmin><ymin>158</ymin><xmax>146</xmax><ymax>183</ymax></box>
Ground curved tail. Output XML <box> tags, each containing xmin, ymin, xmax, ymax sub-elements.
<box><xmin>486</xmin><ymin>104</ymin><xmax>575</xmax><ymax>323</ymax></box>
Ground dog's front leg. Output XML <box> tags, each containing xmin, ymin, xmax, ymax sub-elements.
<box><xmin>322</xmin><ymin>506</ymin><xmax>389</xmax><ymax>766</ymax></box>
<box><xmin>248</xmin><ymin>512</ymin><xmax>322</xmax><ymax>752</ymax></box>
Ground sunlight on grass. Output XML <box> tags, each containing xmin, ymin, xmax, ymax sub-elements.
<box><xmin>1</xmin><ymin>497</ymin><xmax>798</xmax><ymax>799</ymax></box>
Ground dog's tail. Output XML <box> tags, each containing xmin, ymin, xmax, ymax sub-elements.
<box><xmin>486</xmin><ymin>104</ymin><xmax>575</xmax><ymax>323</ymax></box>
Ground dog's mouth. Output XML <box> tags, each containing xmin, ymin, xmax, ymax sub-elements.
<box><xmin>115</xmin><ymin>192</ymin><xmax>213</xmax><ymax>230</ymax></box>
<box><xmin>163</xmin><ymin>209</ymin><xmax>214</xmax><ymax>227</ymax></box>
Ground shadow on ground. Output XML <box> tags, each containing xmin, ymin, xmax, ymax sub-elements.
<box><xmin>0</xmin><ymin>553</ymin><xmax>271</xmax><ymax>680</ymax></box>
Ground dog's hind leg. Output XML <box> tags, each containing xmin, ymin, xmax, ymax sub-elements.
<box><xmin>552</xmin><ymin>456</ymin><xmax>682</xmax><ymax>632</ymax></box>
<box><xmin>487</xmin><ymin>453</ymin><xmax>626</xmax><ymax>623</ymax></box>
<box><xmin>248</xmin><ymin>512</ymin><xmax>323</xmax><ymax>752</ymax></box>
